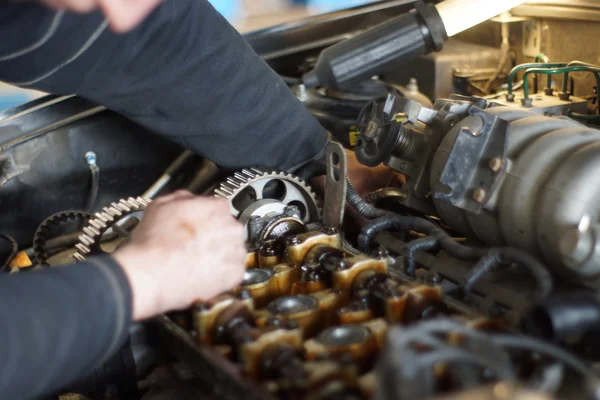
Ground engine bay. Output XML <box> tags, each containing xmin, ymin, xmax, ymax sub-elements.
<box><xmin>3</xmin><ymin>1</ymin><xmax>600</xmax><ymax>399</ymax></box>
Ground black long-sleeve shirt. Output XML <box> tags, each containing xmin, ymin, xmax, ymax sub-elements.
<box><xmin>0</xmin><ymin>1</ymin><xmax>327</xmax><ymax>398</ymax></box>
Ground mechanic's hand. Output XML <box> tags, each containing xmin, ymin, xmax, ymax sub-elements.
<box><xmin>345</xmin><ymin>150</ymin><xmax>405</xmax><ymax>197</ymax></box>
<box><xmin>113</xmin><ymin>191</ymin><xmax>246</xmax><ymax>321</ymax></box>
<box><xmin>37</xmin><ymin>0</ymin><xmax>162</xmax><ymax>32</ymax></box>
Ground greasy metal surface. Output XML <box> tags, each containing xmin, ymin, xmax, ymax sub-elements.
<box><xmin>323</xmin><ymin>142</ymin><xmax>347</xmax><ymax>229</ymax></box>
<box><xmin>151</xmin><ymin>316</ymin><xmax>276</xmax><ymax>400</ymax></box>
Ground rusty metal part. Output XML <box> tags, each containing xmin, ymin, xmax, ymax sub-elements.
<box><xmin>72</xmin><ymin>197</ymin><xmax>151</xmax><ymax>261</ymax></box>
<box><xmin>322</xmin><ymin>142</ymin><xmax>347</xmax><ymax>229</ymax></box>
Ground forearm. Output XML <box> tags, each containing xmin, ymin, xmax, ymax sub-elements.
<box><xmin>0</xmin><ymin>256</ymin><xmax>132</xmax><ymax>399</ymax></box>
<box><xmin>0</xmin><ymin>0</ymin><xmax>327</xmax><ymax>171</ymax></box>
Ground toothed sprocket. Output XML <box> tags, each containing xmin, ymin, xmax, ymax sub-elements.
<box><xmin>73</xmin><ymin>197</ymin><xmax>151</xmax><ymax>261</ymax></box>
<box><xmin>214</xmin><ymin>168</ymin><xmax>321</xmax><ymax>223</ymax></box>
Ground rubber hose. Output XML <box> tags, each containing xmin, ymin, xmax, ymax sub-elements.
<box><xmin>523</xmin><ymin>293</ymin><xmax>600</xmax><ymax>342</ymax></box>
<box><xmin>464</xmin><ymin>247</ymin><xmax>553</xmax><ymax>300</ymax></box>
<box><xmin>404</xmin><ymin>236</ymin><xmax>439</xmax><ymax>277</ymax></box>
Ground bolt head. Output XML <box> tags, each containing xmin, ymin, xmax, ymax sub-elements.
<box><xmin>489</xmin><ymin>157</ymin><xmax>503</xmax><ymax>173</ymax></box>
<box><xmin>85</xmin><ymin>151</ymin><xmax>97</xmax><ymax>165</ymax></box>
<box><xmin>521</xmin><ymin>98</ymin><xmax>534</xmax><ymax>108</ymax></box>
<box><xmin>472</xmin><ymin>188</ymin><xmax>487</xmax><ymax>203</ymax></box>
<box><xmin>363</xmin><ymin>120</ymin><xmax>379</xmax><ymax>140</ymax></box>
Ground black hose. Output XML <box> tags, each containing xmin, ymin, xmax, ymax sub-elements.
<box><xmin>464</xmin><ymin>247</ymin><xmax>553</xmax><ymax>300</ymax></box>
<box><xmin>522</xmin><ymin>293</ymin><xmax>600</xmax><ymax>342</ymax></box>
<box><xmin>358</xmin><ymin>215</ymin><xmax>486</xmax><ymax>260</ymax></box>
<box><xmin>404</xmin><ymin>236</ymin><xmax>439</xmax><ymax>277</ymax></box>
<box><xmin>296</xmin><ymin>160</ymin><xmax>388</xmax><ymax>220</ymax></box>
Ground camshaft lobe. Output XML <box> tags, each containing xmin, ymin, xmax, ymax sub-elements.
<box><xmin>432</xmin><ymin>107</ymin><xmax>600</xmax><ymax>286</ymax></box>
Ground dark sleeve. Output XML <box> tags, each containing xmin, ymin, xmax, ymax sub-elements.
<box><xmin>0</xmin><ymin>0</ymin><xmax>328</xmax><ymax>172</ymax></box>
<box><xmin>0</xmin><ymin>255</ymin><xmax>132</xmax><ymax>399</ymax></box>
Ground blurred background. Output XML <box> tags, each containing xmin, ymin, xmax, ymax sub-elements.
<box><xmin>0</xmin><ymin>0</ymin><xmax>375</xmax><ymax>111</ymax></box>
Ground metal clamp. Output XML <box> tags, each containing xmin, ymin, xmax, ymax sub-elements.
<box><xmin>323</xmin><ymin>141</ymin><xmax>347</xmax><ymax>229</ymax></box>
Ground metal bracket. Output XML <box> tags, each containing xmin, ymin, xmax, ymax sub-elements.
<box><xmin>323</xmin><ymin>142</ymin><xmax>347</xmax><ymax>229</ymax></box>
<box><xmin>433</xmin><ymin>108</ymin><xmax>508</xmax><ymax>214</ymax></box>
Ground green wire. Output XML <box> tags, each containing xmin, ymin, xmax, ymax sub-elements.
<box><xmin>507</xmin><ymin>63</ymin><xmax>567</xmax><ymax>96</ymax></box>
<box><xmin>568</xmin><ymin>112</ymin><xmax>600</xmax><ymax>122</ymax></box>
<box><xmin>522</xmin><ymin>66</ymin><xmax>600</xmax><ymax>102</ymax></box>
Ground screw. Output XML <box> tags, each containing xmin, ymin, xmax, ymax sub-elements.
<box><xmin>472</xmin><ymin>188</ymin><xmax>487</xmax><ymax>203</ymax></box>
<box><xmin>85</xmin><ymin>151</ymin><xmax>97</xmax><ymax>165</ymax></box>
<box><xmin>488</xmin><ymin>157</ymin><xmax>503</xmax><ymax>173</ymax></box>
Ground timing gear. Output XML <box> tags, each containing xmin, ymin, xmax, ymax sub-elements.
<box><xmin>214</xmin><ymin>168</ymin><xmax>321</xmax><ymax>244</ymax></box>
<box><xmin>33</xmin><ymin>211</ymin><xmax>93</xmax><ymax>266</ymax></box>
<box><xmin>72</xmin><ymin>197</ymin><xmax>151</xmax><ymax>262</ymax></box>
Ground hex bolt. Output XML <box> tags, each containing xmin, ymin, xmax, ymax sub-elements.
<box><xmin>472</xmin><ymin>188</ymin><xmax>487</xmax><ymax>203</ymax></box>
<box><xmin>489</xmin><ymin>157</ymin><xmax>503</xmax><ymax>173</ymax></box>
<box><xmin>521</xmin><ymin>98</ymin><xmax>534</xmax><ymax>108</ymax></box>
<box><xmin>559</xmin><ymin>91</ymin><xmax>571</xmax><ymax>101</ymax></box>
<box><xmin>85</xmin><ymin>151</ymin><xmax>97</xmax><ymax>165</ymax></box>
<box><xmin>505</xmin><ymin>93</ymin><xmax>515</xmax><ymax>102</ymax></box>
<box><xmin>285</xmin><ymin>205</ymin><xmax>301</xmax><ymax>219</ymax></box>
<box><xmin>237</xmin><ymin>289</ymin><xmax>252</xmax><ymax>300</ymax></box>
